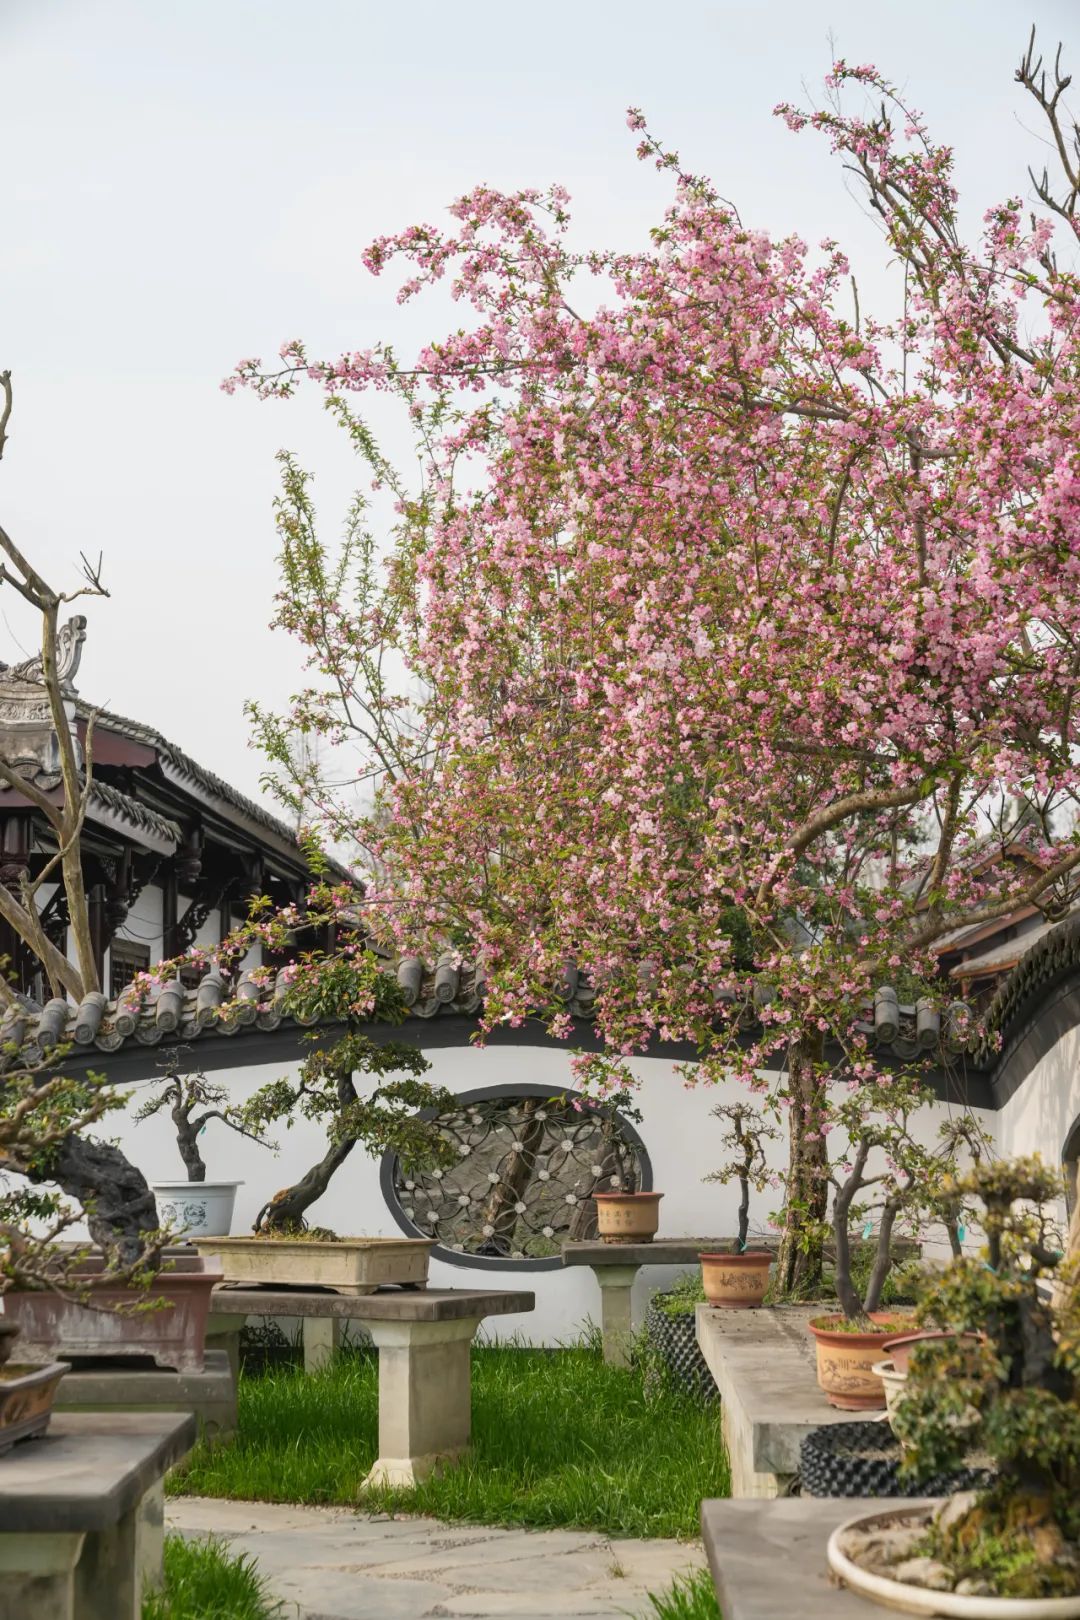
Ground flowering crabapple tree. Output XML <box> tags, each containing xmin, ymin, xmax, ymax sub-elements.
<box><xmin>232</xmin><ymin>33</ymin><xmax>1080</xmax><ymax>1295</ymax></box>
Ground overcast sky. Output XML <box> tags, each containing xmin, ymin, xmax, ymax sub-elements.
<box><xmin>1</xmin><ymin>0</ymin><xmax>1076</xmax><ymax>817</ymax></box>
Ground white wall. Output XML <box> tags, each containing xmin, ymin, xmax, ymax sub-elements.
<box><xmin>997</xmin><ymin>1026</ymin><xmax>1080</xmax><ymax>1217</ymax></box>
<box><xmin>104</xmin><ymin>1041</ymin><xmax>997</xmax><ymax>1344</ymax></box>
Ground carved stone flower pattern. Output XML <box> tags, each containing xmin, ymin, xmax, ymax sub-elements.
<box><xmin>389</xmin><ymin>1093</ymin><xmax>644</xmax><ymax>1259</ymax></box>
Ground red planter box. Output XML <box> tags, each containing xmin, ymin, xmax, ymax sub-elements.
<box><xmin>2</xmin><ymin>1253</ymin><xmax>222</xmax><ymax>1374</ymax></box>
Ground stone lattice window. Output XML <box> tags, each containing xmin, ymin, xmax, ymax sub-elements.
<box><xmin>382</xmin><ymin>1085</ymin><xmax>650</xmax><ymax>1268</ymax></box>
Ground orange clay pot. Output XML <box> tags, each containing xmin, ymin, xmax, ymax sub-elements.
<box><xmin>593</xmin><ymin>1191</ymin><xmax>663</xmax><ymax>1243</ymax></box>
<box><xmin>808</xmin><ymin>1312</ymin><xmax>915</xmax><ymax>1410</ymax></box>
<box><xmin>700</xmin><ymin>1250</ymin><xmax>773</xmax><ymax>1309</ymax></box>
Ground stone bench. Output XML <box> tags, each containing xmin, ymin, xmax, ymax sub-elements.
<box><xmin>562</xmin><ymin>1239</ymin><xmax>734</xmax><ymax>1367</ymax></box>
<box><xmin>701</xmin><ymin>1496</ymin><xmax>938</xmax><ymax>1618</ymax></box>
<box><xmin>695</xmin><ymin>1303</ymin><xmax>874</xmax><ymax>1497</ymax></box>
<box><xmin>208</xmin><ymin>1285</ymin><xmax>534</xmax><ymax>1488</ymax></box>
<box><xmin>0</xmin><ymin>1410</ymin><xmax>194</xmax><ymax>1620</ymax></box>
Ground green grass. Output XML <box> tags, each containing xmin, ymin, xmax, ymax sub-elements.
<box><xmin>171</xmin><ymin>1341</ymin><xmax>729</xmax><ymax>1539</ymax></box>
<box><xmin>641</xmin><ymin>1569</ymin><xmax>721</xmax><ymax>1619</ymax></box>
<box><xmin>142</xmin><ymin>1535</ymin><xmax>284</xmax><ymax>1620</ymax></box>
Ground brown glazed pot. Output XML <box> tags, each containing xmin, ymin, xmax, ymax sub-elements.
<box><xmin>808</xmin><ymin>1312</ymin><xmax>915</xmax><ymax>1410</ymax></box>
<box><xmin>700</xmin><ymin>1250</ymin><xmax>773</xmax><ymax>1309</ymax></box>
<box><xmin>3</xmin><ymin>1253</ymin><xmax>222</xmax><ymax>1374</ymax></box>
<box><xmin>593</xmin><ymin>1191</ymin><xmax>663</xmax><ymax>1244</ymax></box>
<box><xmin>0</xmin><ymin>1361</ymin><xmax>70</xmax><ymax>1457</ymax></box>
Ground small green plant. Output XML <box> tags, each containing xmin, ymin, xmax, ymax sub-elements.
<box><xmin>639</xmin><ymin>1569</ymin><xmax>720</xmax><ymax>1619</ymax></box>
<box><xmin>134</xmin><ymin>1051</ymin><xmax>273</xmax><ymax>1184</ymax></box>
<box><xmin>893</xmin><ymin>1156</ymin><xmax>1080</xmax><ymax>1600</ymax></box>
<box><xmin>142</xmin><ymin>1534</ymin><xmax>283</xmax><ymax>1619</ymax></box>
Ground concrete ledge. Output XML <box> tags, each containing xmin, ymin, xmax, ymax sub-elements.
<box><xmin>54</xmin><ymin>1350</ymin><xmax>236</xmax><ymax>1442</ymax></box>
<box><xmin>701</xmin><ymin>1496</ymin><xmax>938</xmax><ymax>1619</ymax></box>
<box><xmin>562</xmin><ymin>1239</ymin><xmax>740</xmax><ymax>1268</ymax></box>
<box><xmin>696</xmin><ymin>1304</ymin><xmax>872</xmax><ymax>1497</ymax></box>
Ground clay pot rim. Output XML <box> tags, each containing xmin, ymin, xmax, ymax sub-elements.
<box><xmin>809</xmin><ymin>1310</ymin><xmax>915</xmax><ymax>1348</ymax></box>
<box><xmin>881</xmin><ymin>1328</ymin><xmax>982</xmax><ymax>1356</ymax></box>
<box><xmin>700</xmin><ymin>1250</ymin><xmax>773</xmax><ymax>1264</ymax></box>
<box><xmin>592</xmin><ymin>1191</ymin><xmax>663</xmax><ymax>1201</ymax></box>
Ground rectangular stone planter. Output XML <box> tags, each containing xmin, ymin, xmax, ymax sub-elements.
<box><xmin>3</xmin><ymin>1256</ymin><xmax>223</xmax><ymax>1374</ymax></box>
<box><xmin>193</xmin><ymin>1235</ymin><xmax>433</xmax><ymax>1295</ymax></box>
<box><xmin>0</xmin><ymin>1361</ymin><xmax>70</xmax><ymax>1456</ymax></box>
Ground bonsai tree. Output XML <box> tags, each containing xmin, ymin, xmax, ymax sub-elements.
<box><xmin>133</xmin><ymin>1051</ymin><xmax>273</xmax><ymax>1183</ymax></box>
<box><xmin>822</xmin><ymin>1078</ymin><xmax>989</xmax><ymax>1320</ymax></box>
<box><xmin>228</xmin><ymin>31</ymin><xmax>1080</xmax><ymax>1298</ymax></box>
<box><xmin>235</xmin><ymin>945</ymin><xmax>454</xmax><ymax>1233</ymax></box>
<box><xmin>0</xmin><ymin>1039</ymin><xmax>161</xmax><ymax>1293</ymax></box>
<box><xmin>704</xmin><ymin>1103</ymin><xmax>781</xmax><ymax>1253</ymax></box>
<box><xmin>882</xmin><ymin>1157</ymin><xmax>1080</xmax><ymax>1601</ymax></box>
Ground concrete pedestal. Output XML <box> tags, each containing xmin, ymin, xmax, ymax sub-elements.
<box><xmin>363</xmin><ymin>1316</ymin><xmax>479</xmax><ymax>1487</ymax></box>
<box><xmin>700</xmin><ymin>1496</ymin><xmax>939</xmax><ymax>1619</ymax></box>
<box><xmin>55</xmin><ymin>1350</ymin><xmax>236</xmax><ymax>1441</ymax></box>
<box><xmin>208</xmin><ymin>1286</ymin><xmax>534</xmax><ymax>1493</ymax></box>
<box><xmin>0</xmin><ymin>1411</ymin><xmax>194</xmax><ymax>1620</ymax></box>
<box><xmin>562</xmin><ymin>1239</ymin><xmax>735</xmax><ymax>1366</ymax></box>
<box><xmin>594</xmin><ymin>1266</ymin><xmax>640</xmax><ymax>1368</ymax></box>
<box><xmin>695</xmin><ymin>1304</ymin><xmax>872</xmax><ymax>1497</ymax></box>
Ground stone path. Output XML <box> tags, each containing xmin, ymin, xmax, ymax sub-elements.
<box><xmin>168</xmin><ymin>1497</ymin><xmax>706</xmax><ymax>1620</ymax></box>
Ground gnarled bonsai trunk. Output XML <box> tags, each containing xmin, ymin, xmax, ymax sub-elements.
<box><xmin>774</xmin><ymin>1032</ymin><xmax>829</xmax><ymax>1298</ymax></box>
<box><xmin>255</xmin><ymin>1066</ymin><xmax>357</xmax><ymax>1232</ymax></box>
<box><xmin>34</xmin><ymin>1135</ymin><xmax>159</xmax><ymax>1263</ymax></box>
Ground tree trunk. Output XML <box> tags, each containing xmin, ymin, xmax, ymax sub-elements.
<box><xmin>773</xmin><ymin>1031</ymin><xmax>829</xmax><ymax>1298</ymax></box>
<box><xmin>479</xmin><ymin>1099</ymin><xmax>545</xmax><ymax>1254</ymax></box>
<box><xmin>172</xmin><ymin>1113</ymin><xmax>206</xmax><ymax>1183</ymax></box>
<box><xmin>35</xmin><ymin>1135</ymin><xmax>159</xmax><ymax>1263</ymax></box>
<box><xmin>254</xmin><ymin>1066</ymin><xmax>357</xmax><ymax>1232</ymax></box>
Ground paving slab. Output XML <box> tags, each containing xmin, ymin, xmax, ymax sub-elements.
<box><xmin>168</xmin><ymin>1496</ymin><xmax>705</xmax><ymax>1620</ymax></box>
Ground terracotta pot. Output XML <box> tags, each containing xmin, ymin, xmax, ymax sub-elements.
<box><xmin>700</xmin><ymin>1250</ymin><xmax>773</xmax><ymax>1309</ymax></box>
<box><xmin>593</xmin><ymin>1191</ymin><xmax>663</xmax><ymax>1244</ymax></box>
<box><xmin>192</xmin><ymin>1235</ymin><xmax>432</xmax><ymax>1295</ymax></box>
<box><xmin>0</xmin><ymin>1360</ymin><xmax>69</xmax><ymax>1457</ymax></box>
<box><xmin>3</xmin><ymin>1253</ymin><xmax>222</xmax><ymax>1374</ymax></box>
<box><xmin>0</xmin><ymin>1321</ymin><xmax>20</xmax><ymax>1368</ymax></box>
<box><xmin>882</xmin><ymin>1329</ymin><xmax>982</xmax><ymax>1374</ymax></box>
<box><xmin>808</xmin><ymin>1312</ymin><xmax>915</xmax><ymax>1411</ymax></box>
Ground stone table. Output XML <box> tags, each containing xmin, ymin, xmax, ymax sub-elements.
<box><xmin>695</xmin><ymin>1302</ymin><xmax>873</xmax><ymax>1497</ymax></box>
<box><xmin>700</xmin><ymin>1496</ymin><xmax>939</xmax><ymax>1619</ymax></box>
<box><xmin>208</xmin><ymin>1285</ymin><xmax>534</xmax><ymax>1489</ymax></box>
<box><xmin>562</xmin><ymin>1239</ymin><xmax>732</xmax><ymax>1366</ymax></box>
<box><xmin>0</xmin><ymin>1409</ymin><xmax>195</xmax><ymax>1620</ymax></box>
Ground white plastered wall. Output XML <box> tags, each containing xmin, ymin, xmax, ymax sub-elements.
<box><xmin>103</xmin><ymin>1041</ymin><xmax>997</xmax><ymax>1344</ymax></box>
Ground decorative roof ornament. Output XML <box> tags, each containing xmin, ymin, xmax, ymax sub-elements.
<box><xmin>0</xmin><ymin>613</ymin><xmax>87</xmax><ymax>693</ymax></box>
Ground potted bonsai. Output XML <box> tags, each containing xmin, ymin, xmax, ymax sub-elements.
<box><xmin>136</xmin><ymin>1050</ymin><xmax>273</xmax><ymax>1238</ymax></box>
<box><xmin>699</xmin><ymin>1103</ymin><xmax>780</xmax><ymax>1308</ymax></box>
<box><xmin>806</xmin><ymin>1075</ymin><xmax>950</xmax><ymax>1410</ymax></box>
<box><xmin>190</xmin><ymin>947</ymin><xmax>453</xmax><ymax>1292</ymax></box>
<box><xmin>828</xmin><ymin>1156</ymin><xmax>1080</xmax><ymax>1614</ymax></box>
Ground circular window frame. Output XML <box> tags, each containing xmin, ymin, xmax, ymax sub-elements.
<box><xmin>379</xmin><ymin>1080</ymin><xmax>653</xmax><ymax>1272</ymax></box>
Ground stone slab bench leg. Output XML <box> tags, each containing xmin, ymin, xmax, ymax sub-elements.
<box><xmin>361</xmin><ymin>1316</ymin><xmax>480</xmax><ymax>1489</ymax></box>
<box><xmin>0</xmin><ymin>1530</ymin><xmax>85</xmax><ymax>1620</ymax></box>
<box><xmin>206</xmin><ymin>1310</ymin><xmax>246</xmax><ymax>1385</ymax></box>
<box><xmin>303</xmin><ymin>1315</ymin><xmax>342</xmax><ymax>1374</ymax></box>
<box><xmin>72</xmin><ymin>1482</ymin><xmax>160</xmax><ymax>1620</ymax></box>
<box><xmin>595</xmin><ymin>1264</ymin><xmax>641</xmax><ymax>1367</ymax></box>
